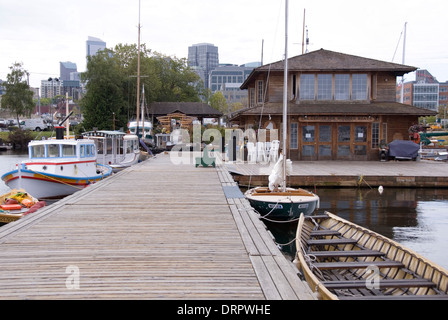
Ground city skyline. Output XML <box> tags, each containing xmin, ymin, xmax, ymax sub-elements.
<box><xmin>1</xmin><ymin>0</ymin><xmax>448</xmax><ymax>89</ymax></box>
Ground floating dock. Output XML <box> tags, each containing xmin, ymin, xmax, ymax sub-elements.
<box><xmin>0</xmin><ymin>153</ymin><xmax>314</xmax><ymax>300</ymax></box>
<box><xmin>228</xmin><ymin>160</ymin><xmax>448</xmax><ymax>188</ymax></box>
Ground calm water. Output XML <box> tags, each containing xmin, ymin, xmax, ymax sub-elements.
<box><xmin>0</xmin><ymin>150</ymin><xmax>28</xmax><ymax>195</ymax></box>
<box><xmin>2</xmin><ymin>151</ymin><xmax>448</xmax><ymax>269</ymax></box>
<box><xmin>265</xmin><ymin>187</ymin><xmax>448</xmax><ymax>270</ymax></box>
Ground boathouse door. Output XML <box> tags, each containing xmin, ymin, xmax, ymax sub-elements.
<box><xmin>336</xmin><ymin>124</ymin><xmax>368</xmax><ymax>160</ymax></box>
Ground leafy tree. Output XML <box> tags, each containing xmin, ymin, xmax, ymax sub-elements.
<box><xmin>210</xmin><ymin>91</ymin><xmax>228</xmax><ymax>114</ymax></box>
<box><xmin>80</xmin><ymin>44</ymin><xmax>202</xmax><ymax>131</ymax></box>
<box><xmin>81</xmin><ymin>49</ymin><xmax>128</xmax><ymax>130</ymax></box>
<box><xmin>1</xmin><ymin>62</ymin><xmax>34</xmax><ymax>127</ymax></box>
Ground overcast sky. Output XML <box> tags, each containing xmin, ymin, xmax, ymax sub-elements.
<box><xmin>1</xmin><ymin>0</ymin><xmax>447</xmax><ymax>89</ymax></box>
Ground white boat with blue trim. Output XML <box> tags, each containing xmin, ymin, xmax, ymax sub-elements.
<box><xmin>1</xmin><ymin>138</ymin><xmax>112</xmax><ymax>199</ymax></box>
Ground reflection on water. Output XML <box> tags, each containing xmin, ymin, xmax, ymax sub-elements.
<box><xmin>264</xmin><ymin>188</ymin><xmax>448</xmax><ymax>270</ymax></box>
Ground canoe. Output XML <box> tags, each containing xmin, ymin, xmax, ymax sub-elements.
<box><xmin>295</xmin><ymin>212</ymin><xmax>448</xmax><ymax>300</ymax></box>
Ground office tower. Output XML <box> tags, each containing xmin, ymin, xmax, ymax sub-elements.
<box><xmin>188</xmin><ymin>43</ymin><xmax>219</xmax><ymax>89</ymax></box>
<box><xmin>60</xmin><ymin>62</ymin><xmax>77</xmax><ymax>81</ymax></box>
<box><xmin>86</xmin><ymin>36</ymin><xmax>107</xmax><ymax>60</ymax></box>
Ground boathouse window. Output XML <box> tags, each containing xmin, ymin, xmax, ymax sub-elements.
<box><xmin>300</xmin><ymin>74</ymin><xmax>315</xmax><ymax>100</ymax></box>
<box><xmin>317</xmin><ymin>74</ymin><xmax>332</xmax><ymax>100</ymax></box>
<box><xmin>299</xmin><ymin>73</ymin><xmax>368</xmax><ymax>101</ymax></box>
<box><xmin>30</xmin><ymin>145</ymin><xmax>45</xmax><ymax>159</ymax></box>
<box><xmin>62</xmin><ymin>145</ymin><xmax>76</xmax><ymax>158</ymax></box>
<box><xmin>290</xmin><ymin>123</ymin><xmax>298</xmax><ymax>149</ymax></box>
<box><xmin>48</xmin><ymin>144</ymin><xmax>60</xmax><ymax>158</ymax></box>
<box><xmin>335</xmin><ymin>74</ymin><xmax>350</xmax><ymax>100</ymax></box>
<box><xmin>257</xmin><ymin>80</ymin><xmax>264</xmax><ymax>104</ymax></box>
<box><xmin>249</xmin><ymin>88</ymin><xmax>255</xmax><ymax>107</ymax></box>
<box><xmin>352</xmin><ymin>74</ymin><xmax>368</xmax><ymax>100</ymax></box>
<box><xmin>372</xmin><ymin>123</ymin><xmax>380</xmax><ymax>148</ymax></box>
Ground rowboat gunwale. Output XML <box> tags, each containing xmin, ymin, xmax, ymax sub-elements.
<box><xmin>296</xmin><ymin>212</ymin><xmax>448</xmax><ymax>300</ymax></box>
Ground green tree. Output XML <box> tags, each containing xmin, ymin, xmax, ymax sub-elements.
<box><xmin>2</xmin><ymin>62</ymin><xmax>34</xmax><ymax>127</ymax></box>
<box><xmin>81</xmin><ymin>49</ymin><xmax>128</xmax><ymax>130</ymax></box>
<box><xmin>210</xmin><ymin>91</ymin><xmax>228</xmax><ymax>114</ymax></box>
<box><xmin>80</xmin><ymin>44</ymin><xmax>202</xmax><ymax>131</ymax></box>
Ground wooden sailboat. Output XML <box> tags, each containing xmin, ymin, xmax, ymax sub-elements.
<box><xmin>245</xmin><ymin>0</ymin><xmax>319</xmax><ymax>220</ymax></box>
<box><xmin>295</xmin><ymin>212</ymin><xmax>448</xmax><ymax>300</ymax></box>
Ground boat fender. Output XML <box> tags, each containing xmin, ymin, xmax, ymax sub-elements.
<box><xmin>0</xmin><ymin>204</ymin><xmax>22</xmax><ymax>211</ymax></box>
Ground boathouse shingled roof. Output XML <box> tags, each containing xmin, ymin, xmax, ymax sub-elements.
<box><xmin>149</xmin><ymin>102</ymin><xmax>222</xmax><ymax>117</ymax></box>
<box><xmin>231</xmin><ymin>101</ymin><xmax>437</xmax><ymax>119</ymax></box>
<box><xmin>241</xmin><ymin>49</ymin><xmax>418</xmax><ymax>89</ymax></box>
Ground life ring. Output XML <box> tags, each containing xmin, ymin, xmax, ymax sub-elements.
<box><xmin>412</xmin><ymin>133</ymin><xmax>421</xmax><ymax>144</ymax></box>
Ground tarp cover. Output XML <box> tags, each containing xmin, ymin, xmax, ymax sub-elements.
<box><xmin>388</xmin><ymin>140</ymin><xmax>419</xmax><ymax>159</ymax></box>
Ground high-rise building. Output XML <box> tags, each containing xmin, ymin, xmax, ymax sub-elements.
<box><xmin>397</xmin><ymin>69</ymin><xmax>440</xmax><ymax>112</ymax></box>
<box><xmin>209</xmin><ymin>63</ymin><xmax>260</xmax><ymax>104</ymax></box>
<box><xmin>86</xmin><ymin>36</ymin><xmax>106</xmax><ymax>61</ymax></box>
<box><xmin>60</xmin><ymin>62</ymin><xmax>77</xmax><ymax>81</ymax></box>
<box><xmin>188</xmin><ymin>43</ymin><xmax>219</xmax><ymax>89</ymax></box>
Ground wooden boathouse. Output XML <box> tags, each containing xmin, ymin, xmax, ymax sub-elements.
<box><xmin>0</xmin><ymin>153</ymin><xmax>314</xmax><ymax>300</ymax></box>
<box><xmin>232</xmin><ymin>49</ymin><xmax>437</xmax><ymax>161</ymax></box>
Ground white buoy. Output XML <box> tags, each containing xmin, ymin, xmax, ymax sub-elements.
<box><xmin>378</xmin><ymin>186</ymin><xmax>384</xmax><ymax>194</ymax></box>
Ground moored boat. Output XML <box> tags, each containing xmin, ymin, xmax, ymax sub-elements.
<box><xmin>82</xmin><ymin>131</ymin><xmax>141</xmax><ymax>172</ymax></box>
<box><xmin>295</xmin><ymin>212</ymin><xmax>448</xmax><ymax>300</ymax></box>
<box><xmin>0</xmin><ymin>189</ymin><xmax>46</xmax><ymax>224</ymax></box>
<box><xmin>245</xmin><ymin>186</ymin><xmax>319</xmax><ymax>219</ymax></box>
<box><xmin>244</xmin><ymin>1</ymin><xmax>319</xmax><ymax>219</ymax></box>
<box><xmin>1</xmin><ymin>139</ymin><xmax>112</xmax><ymax>199</ymax></box>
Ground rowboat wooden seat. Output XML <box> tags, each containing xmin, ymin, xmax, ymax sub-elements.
<box><xmin>310</xmin><ymin>230</ymin><xmax>341</xmax><ymax>237</ymax></box>
<box><xmin>305</xmin><ymin>215</ymin><xmax>329</xmax><ymax>220</ymax></box>
<box><xmin>322</xmin><ymin>279</ymin><xmax>437</xmax><ymax>290</ymax></box>
<box><xmin>307</xmin><ymin>238</ymin><xmax>358</xmax><ymax>246</ymax></box>
<box><xmin>314</xmin><ymin>261</ymin><xmax>405</xmax><ymax>270</ymax></box>
<box><xmin>309</xmin><ymin>250</ymin><xmax>385</xmax><ymax>258</ymax></box>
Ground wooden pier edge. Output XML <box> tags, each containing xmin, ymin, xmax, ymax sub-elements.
<box><xmin>216</xmin><ymin>161</ymin><xmax>316</xmax><ymax>300</ymax></box>
<box><xmin>0</xmin><ymin>152</ymin><xmax>315</xmax><ymax>300</ymax></box>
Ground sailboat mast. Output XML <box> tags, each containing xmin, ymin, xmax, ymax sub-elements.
<box><xmin>400</xmin><ymin>22</ymin><xmax>407</xmax><ymax>104</ymax></box>
<box><xmin>136</xmin><ymin>0</ymin><xmax>141</xmax><ymax>136</ymax></box>
<box><xmin>282</xmin><ymin>0</ymin><xmax>289</xmax><ymax>192</ymax></box>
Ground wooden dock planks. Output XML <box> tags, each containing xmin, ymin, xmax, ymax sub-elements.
<box><xmin>0</xmin><ymin>152</ymin><xmax>314</xmax><ymax>300</ymax></box>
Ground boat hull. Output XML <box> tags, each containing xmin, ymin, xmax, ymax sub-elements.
<box><xmin>1</xmin><ymin>165</ymin><xmax>112</xmax><ymax>199</ymax></box>
<box><xmin>245</xmin><ymin>187</ymin><xmax>319</xmax><ymax>219</ymax></box>
<box><xmin>296</xmin><ymin>212</ymin><xmax>448</xmax><ymax>300</ymax></box>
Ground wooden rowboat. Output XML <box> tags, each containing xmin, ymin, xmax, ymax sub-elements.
<box><xmin>295</xmin><ymin>212</ymin><xmax>448</xmax><ymax>300</ymax></box>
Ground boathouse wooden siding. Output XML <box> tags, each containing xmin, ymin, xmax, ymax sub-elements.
<box><xmin>0</xmin><ymin>154</ymin><xmax>314</xmax><ymax>300</ymax></box>
<box><xmin>233</xmin><ymin>49</ymin><xmax>436</xmax><ymax>161</ymax></box>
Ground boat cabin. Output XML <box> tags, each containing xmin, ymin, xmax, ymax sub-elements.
<box><xmin>82</xmin><ymin>131</ymin><xmax>140</xmax><ymax>166</ymax></box>
<box><xmin>28</xmin><ymin>140</ymin><xmax>96</xmax><ymax>161</ymax></box>
<box><xmin>232</xmin><ymin>49</ymin><xmax>437</xmax><ymax>161</ymax></box>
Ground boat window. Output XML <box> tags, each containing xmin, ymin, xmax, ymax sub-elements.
<box><xmin>62</xmin><ymin>144</ymin><xmax>76</xmax><ymax>158</ymax></box>
<box><xmin>90</xmin><ymin>145</ymin><xmax>96</xmax><ymax>157</ymax></box>
<box><xmin>97</xmin><ymin>139</ymin><xmax>104</xmax><ymax>155</ymax></box>
<box><xmin>48</xmin><ymin>144</ymin><xmax>60</xmax><ymax>158</ymax></box>
<box><xmin>30</xmin><ymin>145</ymin><xmax>45</xmax><ymax>159</ymax></box>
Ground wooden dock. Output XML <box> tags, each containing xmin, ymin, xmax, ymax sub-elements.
<box><xmin>0</xmin><ymin>152</ymin><xmax>314</xmax><ymax>300</ymax></box>
<box><xmin>229</xmin><ymin>160</ymin><xmax>448</xmax><ymax>188</ymax></box>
